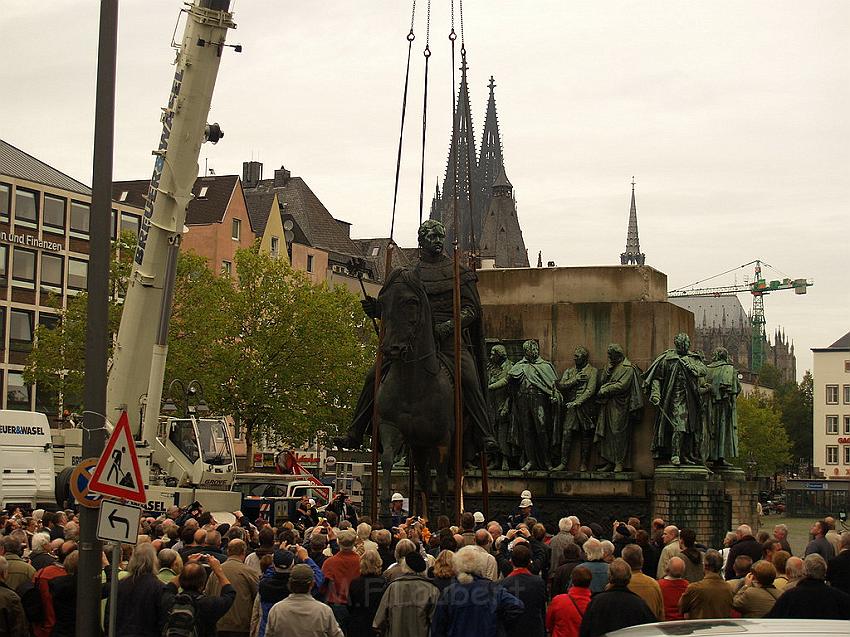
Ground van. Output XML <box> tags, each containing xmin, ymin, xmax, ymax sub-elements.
<box><xmin>0</xmin><ymin>411</ymin><xmax>55</xmax><ymax>510</ymax></box>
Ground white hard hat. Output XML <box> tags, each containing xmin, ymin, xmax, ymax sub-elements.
<box><xmin>520</xmin><ymin>498</ymin><xmax>533</xmax><ymax>509</ymax></box>
<box><xmin>391</xmin><ymin>492</ymin><xmax>404</xmax><ymax>502</ymax></box>
<box><xmin>473</xmin><ymin>511</ymin><xmax>485</xmax><ymax>523</ymax></box>
<box><xmin>308</xmin><ymin>498</ymin><xmax>315</xmax><ymax>506</ymax></box>
<box><xmin>521</xmin><ymin>490</ymin><xmax>532</xmax><ymax>500</ymax></box>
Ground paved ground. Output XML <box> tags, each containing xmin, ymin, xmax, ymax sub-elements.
<box><xmin>759</xmin><ymin>514</ymin><xmax>814</xmax><ymax>555</ymax></box>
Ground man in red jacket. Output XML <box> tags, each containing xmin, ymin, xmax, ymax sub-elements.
<box><xmin>321</xmin><ymin>530</ymin><xmax>361</xmax><ymax>626</ymax></box>
<box><xmin>32</xmin><ymin>540</ymin><xmax>76</xmax><ymax>637</ymax></box>
<box><xmin>658</xmin><ymin>556</ymin><xmax>689</xmax><ymax>620</ymax></box>
<box><xmin>546</xmin><ymin>566</ymin><xmax>592</xmax><ymax>637</ymax></box>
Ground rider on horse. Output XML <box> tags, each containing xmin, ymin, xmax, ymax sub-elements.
<box><xmin>334</xmin><ymin>219</ymin><xmax>499</xmax><ymax>458</ymax></box>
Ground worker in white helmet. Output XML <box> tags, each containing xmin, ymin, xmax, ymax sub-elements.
<box><xmin>390</xmin><ymin>492</ymin><xmax>408</xmax><ymax>527</ymax></box>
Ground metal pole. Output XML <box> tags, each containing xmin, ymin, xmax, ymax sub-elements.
<box><xmin>481</xmin><ymin>451</ymin><xmax>489</xmax><ymax>520</ymax></box>
<box><xmin>108</xmin><ymin>543</ymin><xmax>120</xmax><ymax>637</ymax></box>
<box><xmin>452</xmin><ymin>242</ymin><xmax>464</xmax><ymax>521</ymax></box>
<box><xmin>77</xmin><ymin>2</ymin><xmax>117</xmax><ymax>635</ymax></box>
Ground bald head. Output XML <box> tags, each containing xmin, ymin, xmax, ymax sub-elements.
<box><xmin>193</xmin><ymin>529</ymin><xmax>206</xmax><ymax>545</ymax></box>
<box><xmin>666</xmin><ymin>556</ymin><xmax>686</xmax><ymax>578</ymax></box>
<box><xmin>662</xmin><ymin>526</ymin><xmax>679</xmax><ymax>545</ymax></box>
<box><xmin>785</xmin><ymin>556</ymin><xmax>804</xmax><ymax>580</ymax></box>
<box><xmin>474</xmin><ymin>529</ymin><xmax>491</xmax><ymax>548</ymax></box>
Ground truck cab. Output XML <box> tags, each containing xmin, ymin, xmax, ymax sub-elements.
<box><xmin>231</xmin><ymin>473</ymin><xmax>331</xmax><ymax>526</ymax></box>
<box><xmin>0</xmin><ymin>411</ymin><xmax>55</xmax><ymax>510</ymax></box>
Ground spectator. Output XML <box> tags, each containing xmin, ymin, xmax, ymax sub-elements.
<box><xmin>373</xmin><ymin>551</ymin><xmax>439</xmax><ymax>637</ymax></box>
<box><xmin>726</xmin><ymin>556</ymin><xmax>753</xmax><ymax>594</ymax></box>
<box><xmin>805</xmin><ymin>520</ymin><xmax>835</xmax><ymax>561</ymax></box>
<box><xmin>761</xmin><ymin>538</ymin><xmax>781</xmax><ymax>563</ymax></box>
<box><xmin>529</xmin><ymin>524</ymin><xmax>552</xmax><ymax>580</ymax></box>
<box><xmin>658</xmin><ymin>556</ymin><xmax>688</xmax><ymax>621</ymax></box>
<box><xmin>548</xmin><ymin>518</ymin><xmax>575</xmax><ymax>575</ymax></box>
<box><xmin>500</xmin><ymin>543</ymin><xmax>546</xmax><ymax>637</ymax></box>
<box><xmin>732</xmin><ymin>560</ymin><xmax>780</xmax><ymax>617</ymax></box>
<box><xmin>32</xmin><ymin>540</ymin><xmax>76</xmax><ymax>637</ymax></box>
<box><xmin>600</xmin><ymin>541</ymin><xmax>615</xmax><ymax>564</ymax></box>
<box><xmin>321</xmin><ymin>530</ymin><xmax>361</xmax><ymax>625</ymax></box>
<box><xmin>723</xmin><ymin>525</ymin><xmax>761</xmax><ymax>581</ymax></box>
<box><xmin>163</xmin><ymin>554</ymin><xmax>235</xmax><ymax>637</ymax></box>
<box><xmin>826</xmin><ymin>531</ymin><xmax>850</xmax><ymax>594</ymax></box>
<box><xmin>46</xmin><ymin>549</ymin><xmax>80</xmax><ymax>637</ymax></box>
<box><xmin>656</xmin><ymin>526</ymin><xmax>681</xmax><ymax>578</ymax></box>
<box><xmin>678</xmin><ymin>529</ymin><xmax>704</xmax><ymax>584</ymax></box>
<box><xmin>771</xmin><ymin>550</ymin><xmax>790</xmax><ymax>589</ymax></box>
<box><xmin>551</xmin><ymin>544</ymin><xmax>583</xmax><ymax>598</ymax></box>
<box><xmin>472</xmin><ymin>529</ymin><xmax>499</xmax><ymax>581</ymax></box>
<box><xmin>383</xmin><ymin>539</ymin><xmax>416</xmax><ymax>582</ymax></box>
<box><xmin>612</xmin><ymin>522</ymin><xmax>636</xmax><ymax>558</ymax></box>
<box><xmin>635</xmin><ymin>530</ymin><xmax>659</xmax><ymax>578</ymax></box>
<box><xmin>766</xmin><ymin>553</ymin><xmax>850</xmax><ymax>619</ymax></box>
<box><xmin>389</xmin><ymin>493</ymin><xmax>408</xmax><ymax>527</ymax></box>
<box><xmin>578</xmin><ymin>558</ymin><xmax>656</xmax><ymax>637</ymax></box>
<box><xmin>45</xmin><ymin>512</ymin><xmax>66</xmax><ymax>542</ymax></box>
<box><xmin>576</xmin><ymin>538</ymin><xmax>609</xmax><ymax>594</ymax></box>
<box><xmin>546</xmin><ymin>566</ymin><xmax>592</xmax><ymax>637</ymax></box>
<box><xmin>347</xmin><ymin>549</ymin><xmax>386</xmax><ymax>636</ymax></box>
<box><xmin>326</xmin><ymin>492</ymin><xmax>358</xmax><ymax>527</ymax></box>
<box><xmin>0</xmin><ymin>556</ymin><xmax>27</xmax><ymax>637</ymax></box>
<box><xmin>356</xmin><ymin>523</ymin><xmax>377</xmax><ymax>553</ymax></box>
<box><xmin>29</xmin><ymin>533</ymin><xmax>56</xmax><ymax>571</ymax></box>
<box><xmin>0</xmin><ymin>535</ymin><xmax>34</xmax><ymax>590</ymax></box>
<box><xmin>429</xmin><ymin>550</ymin><xmax>456</xmax><ymax>592</ymax></box>
<box><xmin>621</xmin><ymin>545</ymin><xmax>663</xmax><ymax>620</ymax></box>
<box><xmin>773</xmin><ymin>524</ymin><xmax>791</xmax><ymax>554</ymax></box>
<box><xmin>719</xmin><ymin>531</ymin><xmax>737</xmax><ymax>571</ymax></box>
<box><xmin>157</xmin><ymin>548</ymin><xmax>182</xmax><ymax>583</ymax></box>
<box><xmin>679</xmin><ymin>549</ymin><xmax>732</xmax><ymax>619</ymax></box>
<box><xmin>459</xmin><ymin>512</ymin><xmax>477</xmax><ymax>546</ymax></box>
<box><xmin>265</xmin><ymin>564</ymin><xmax>343</xmax><ymax>637</ymax></box>
<box><xmin>252</xmin><ymin>550</ymin><xmax>297</xmax><ymax>637</ymax></box>
<box><xmin>205</xmin><ymin>539</ymin><xmax>258</xmax><ymax>637</ymax></box>
<box><xmin>113</xmin><ymin>542</ymin><xmax>166</xmax><ymax>637</ymax></box>
<box><xmin>824</xmin><ymin>517</ymin><xmax>842</xmax><ymax>556</ymax></box>
<box><xmin>431</xmin><ymin>546</ymin><xmax>524</xmax><ymax>637</ymax></box>
<box><xmin>374</xmin><ymin>529</ymin><xmax>394</xmax><ymax>571</ymax></box>
<box><xmin>246</xmin><ymin>527</ymin><xmax>277</xmax><ymax>574</ymax></box>
<box><xmin>783</xmin><ymin>556</ymin><xmax>804</xmax><ymax>590</ymax></box>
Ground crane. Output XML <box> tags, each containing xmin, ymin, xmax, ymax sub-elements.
<box><xmin>668</xmin><ymin>260</ymin><xmax>813</xmax><ymax>371</ymax></box>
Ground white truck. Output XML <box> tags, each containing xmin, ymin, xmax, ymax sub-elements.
<box><xmin>0</xmin><ymin>411</ymin><xmax>55</xmax><ymax>510</ymax></box>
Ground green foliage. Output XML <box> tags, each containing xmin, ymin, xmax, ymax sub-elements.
<box><xmin>774</xmin><ymin>371</ymin><xmax>814</xmax><ymax>464</ymax></box>
<box><xmin>755</xmin><ymin>364</ymin><xmax>783</xmax><ymax>390</ymax></box>
<box><xmin>734</xmin><ymin>391</ymin><xmax>793</xmax><ymax>476</ymax></box>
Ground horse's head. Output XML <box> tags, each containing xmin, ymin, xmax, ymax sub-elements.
<box><xmin>378</xmin><ymin>268</ymin><xmax>437</xmax><ymax>373</ymax></box>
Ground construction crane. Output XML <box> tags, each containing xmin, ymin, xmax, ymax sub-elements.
<box><xmin>668</xmin><ymin>260</ymin><xmax>813</xmax><ymax>371</ymax></box>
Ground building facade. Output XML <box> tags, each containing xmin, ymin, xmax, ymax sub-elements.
<box><xmin>0</xmin><ymin>139</ymin><xmax>142</xmax><ymax>416</ymax></box>
<box><xmin>812</xmin><ymin>331</ymin><xmax>850</xmax><ymax>478</ymax></box>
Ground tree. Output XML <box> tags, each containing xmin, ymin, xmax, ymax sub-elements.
<box><xmin>774</xmin><ymin>371</ymin><xmax>814</xmax><ymax>468</ymax></box>
<box><xmin>734</xmin><ymin>391</ymin><xmax>793</xmax><ymax>476</ymax></box>
<box><xmin>755</xmin><ymin>363</ymin><xmax>783</xmax><ymax>390</ymax></box>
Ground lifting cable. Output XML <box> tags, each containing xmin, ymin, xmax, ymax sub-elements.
<box><xmin>418</xmin><ymin>0</ymin><xmax>432</xmax><ymax>224</ymax></box>
<box><xmin>389</xmin><ymin>1</ymin><xmax>418</xmax><ymax>240</ymax></box>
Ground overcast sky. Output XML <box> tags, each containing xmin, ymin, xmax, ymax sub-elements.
<box><xmin>3</xmin><ymin>1</ymin><xmax>848</xmax><ymax>378</ymax></box>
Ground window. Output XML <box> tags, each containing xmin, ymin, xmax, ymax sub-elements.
<box><xmin>306</xmin><ymin>254</ymin><xmax>314</xmax><ymax>272</ymax></box>
<box><xmin>846</xmin><ymin>360</ymin><xmax>850</xmax><ymax>373</ymax></box>
<box><xmin>371</xmin><ymin>246</ymin><xmax>380</xmax><ymax>256</ymax></box>
<box><xmin>67</xmin><ymin>258</ymin><xmax>88</xmax><ymax>290</ymax></box>
<box><xmin>844</xmin><ymin>385</ymin><xmax>850</xmax><ymax>405</ymax></box>
<box><xmin>827</xmin><ymin>415</ymin><xmax>839</xmax><ymax>435</ymax></box>
<box><xmin>35</xmin><ymin>384</ymin><xmax>59</xmax><ymax>419</ymax></box>
<box><xmin>270</xmin><ymin>236</ymin><xmax>280</xmax><ymax>257</ymax></box>
<box><xmin>9</xmin><ymin>310</ymin><xmax>33</xmax><ymax>352</ymax></box>
<box><xmin>38</xmin><ymin>313</ymin><xmax>59</xmax><ymax>331</ymax></box>
<box><xmin>0</xmin><ymin>183</ymin><xmax>11</xmax><ymax>219</ymax></box>
<box><xmin>6</xmin><ymin>372</ymin><xmax>29</xmax><ymax>411</ymax></box>
<box><xmin>70</xmin><ymin>201</ymin><xmax>90</xmax><ymax>235</ymax></box>
<box><xmin>198</xmin><ymin>186</ymin><xmax>209</xmax><ymax>198</ymax></box>
<box><xmin>231</xmin><ymin>218</ymin><xmax>241</xmax><ymax>241</ymax></box>
<box><xmin>0</xmin><ymin>245</ymin><xmax>7</xmax><ymax>286</ymax></box>
<box><xmin>14</xmin><ymin>189</ymin><xmax>37</xmax><ymax>225</ymax></box>
<box><xmin>826</xmin><ymin>446</ymin><xmax>839</xmax><ymax>465</ymax></box>
<box><xmin>43</xmin><ymin>194</ymin><xmax>66</xmax><ymax>231</ymax></box>
<box><xmin>120</xmin><ymin>212</ymin><xmax>140</xmax><ymax>239</ymax></box>
<box><xmin>111</xmin><ymin>209</ymin><xmax>117</xmax><ymax>238</ymax></box>
<box><xmin>845</xmin><ymin>446</ymin><xmax>850</xmax><ymax>465</ymax></box>
<box><xmin>221</xmin><ymin>260</ymin><xmax>232</xmax><ymax>276</ymax></box>
<box><xmin>826</xmin><ymin>385</ymin><xmax>839</xmax><ymax>404</ymax></box>
<box><xmin>40</xmin><ymin>253</ymin><xmax>63</xmax><ymax>290</ymax></box>
<box><xmin>12</xmin><ymin>248</ymin><xmax>36</xmax><ymax>287</ymax></box>
<box><xmin>119</xmin><ymin>191</ymin><xmax>128</xmax><ymax>202</ymax></box>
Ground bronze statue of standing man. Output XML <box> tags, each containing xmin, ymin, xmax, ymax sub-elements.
<box><xmin>595</xmin><ymin>344</ymin><xmax>644</xmax><ymax>472</ymax></box>
<box><xmin>488</xmin><ymin>344</ymin><xmax>517</xmax><ymax>470</ymax></box>
<box><xmin>644</xmin><ymin>333</ymin><xmax>708</xmax><ymax>466</ymax></box>
<box><xmin>554</xmin><ymin>346</ymin><xmax>598</xmax><ymax>471</ymax></box>
<box><xmin>705</xmin><ymin>347</ymin><xmax>741</xmax><ymax>467</ymax></box>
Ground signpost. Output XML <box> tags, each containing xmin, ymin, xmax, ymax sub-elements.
<box><xmin>96</xmin><ymin>501</ymin><xmax>142</xmax><ymax>545</ymax></box>
<box><xmin>69</xmin><ymin>458</ymin><xmax>103</xmax><ymax>509</ymax></box>
<box><xmin>89</xmin><ymin>411</ymin><xmax>147</xmax><ymax>504</ymax></box>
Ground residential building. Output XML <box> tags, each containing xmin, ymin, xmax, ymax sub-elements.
<box><xmin>112</xmin><ymin>174</ymin><xmax>256</xmax><ymax>275</ymax></box>
<box><xmin>0</xmin><ymin>139</ymin><xmax>141</xmax><ymax>416</ymax></box>
<box><xmin>244</xmin><ymin>189</ymin><xmax>286</xmax><ymax>260</ymax></box>
<box><xmin>812</xmin><ymin>331</ymin><xmax>850</xmax><ymax>478</ymax></box>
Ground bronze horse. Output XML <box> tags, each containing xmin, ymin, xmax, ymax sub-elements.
<box><xmin>375</xmin><ymin>267</ymin><xmax>453</xmax><ymax>516</ymax></box>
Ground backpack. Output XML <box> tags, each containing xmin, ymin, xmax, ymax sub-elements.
<box><xmin>163</xmin><ymin>592</ymin><xmax>199</xmax><ymax>637</ymax></box>
<box><xmin>16</xmin><ymin>578</ymin><xmax>45</xmax><ymax>624</ymax></box>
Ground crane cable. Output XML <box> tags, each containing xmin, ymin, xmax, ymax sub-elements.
<box><xmin>389</xmin><ymin>1</ymin><xmax>418</xmax><ymax>240</ymax></box>
<box><xmin>418</xmin><ymin>0</ymin><xmax>432</xmax><ymax>224</ymax></box>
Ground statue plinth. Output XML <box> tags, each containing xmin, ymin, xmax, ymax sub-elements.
<box><xmin>653</xmin><ymin>464</ymin><xmax>713</xmax><ymax>480</ymax></box>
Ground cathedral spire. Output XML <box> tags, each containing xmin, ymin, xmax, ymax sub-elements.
<box><xmin>620</xmin><ymin>177</ymin><xmax>646</xmax><ymax>265</ymax></box>
<box><xmin>477</xmin><ymin>76</ymin><xmax>504</xmax><ymax>211</ymax></box>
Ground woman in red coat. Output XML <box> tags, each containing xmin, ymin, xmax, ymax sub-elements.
<box><xmin>546</xmin><ymin>566</ymin><xmax>592</xmax><ymax>637</ymax></box>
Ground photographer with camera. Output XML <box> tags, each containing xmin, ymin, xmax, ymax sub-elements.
<box><xmin>163</xmin><ymin>553</ymin><xmax>235</xmax><ymax>637</ymax></box>
<box><xmin>325</xmin><ymin>492</ymin><xmax>358</xmax><ymax>527</ymax></box>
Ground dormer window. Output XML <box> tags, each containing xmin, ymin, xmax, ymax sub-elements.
<box><xmin>119</xmin><ymin>191</ymin><xmax>128</xmax><ymax>202</ymax></box>
<box><xmin>198</xmin><ymin>186</ymin><xmax>209</xmax><ymax>198</ymax></box>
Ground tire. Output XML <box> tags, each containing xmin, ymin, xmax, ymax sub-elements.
<box><xmin>55</xmin><ymin>467</ymin><xmax>74</xmax><ymax>509</ymax></box>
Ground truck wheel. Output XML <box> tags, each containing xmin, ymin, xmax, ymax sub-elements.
<box><xmin>55</xmin><ymin>467</ymin><xmax>74</xmax><ymax>509</ymax></box>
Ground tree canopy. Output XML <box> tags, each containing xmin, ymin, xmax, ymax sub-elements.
<box><xmin>734</xmin><ymin>390</ymin><xmax>793</xmax><ymax>476</ymax></box>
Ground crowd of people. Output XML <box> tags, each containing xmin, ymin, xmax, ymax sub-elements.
<box><xmin>0</xmin><ymin>496</ymin><xmax>849</xmax><ymax>637</ymax></box>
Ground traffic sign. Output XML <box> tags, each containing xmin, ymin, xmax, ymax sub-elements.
<box><xmin>69</xmin><ymin>458</ymin><xmax>103</xmax><ymax>509</ymax></box>
<box><xmin>96</xmin><ymin>500</ymin><xmax>142</xmax><ymax>545</ymax></box>
<box><xmin>89</xmin><ymin>411</ymin><xmax>146</xmax><ymax>504</ymax></box>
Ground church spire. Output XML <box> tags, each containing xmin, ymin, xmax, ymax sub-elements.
<box><xmin>477</xmin><ymin>76</ymin><xmax>504</xmax><ymax>211</ymax></box>
<box><xmin>620</xmin><ymin>177</ymin><xmax>646</xmax><ymax>265</ymax></box>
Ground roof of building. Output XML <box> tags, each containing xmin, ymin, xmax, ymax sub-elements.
<box><xmin>0</xmin><ymin>139</ymin><xmax>91</xmax><ymax>195</ymax></box>
<box><xmin>244</xmin><ymin>190</ymin><xmax>277</xmax><ymax>236</ymax></box>
<box><xmin>812</xmin><ymin>330</ymin><xmax>850</xmax><ymax>352</ymax></box>
<box><xmin>246</xmin><ymin>175</ymin><xmax>362</xmax><ymax>258</ymax></box>
<box><xmin>669</xmin><ymin>295</ymin><xmax>750</xmax><ymax>332</ymax></box>
<box><xmin>112</xmin><ymin>174</ymin><xmax>241</xmax><ymax>227</ymax></box>
<box><xmin>352</xmin><ymin>239</ymin><xmax>417</xmax><ymax>281</ymax></box>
